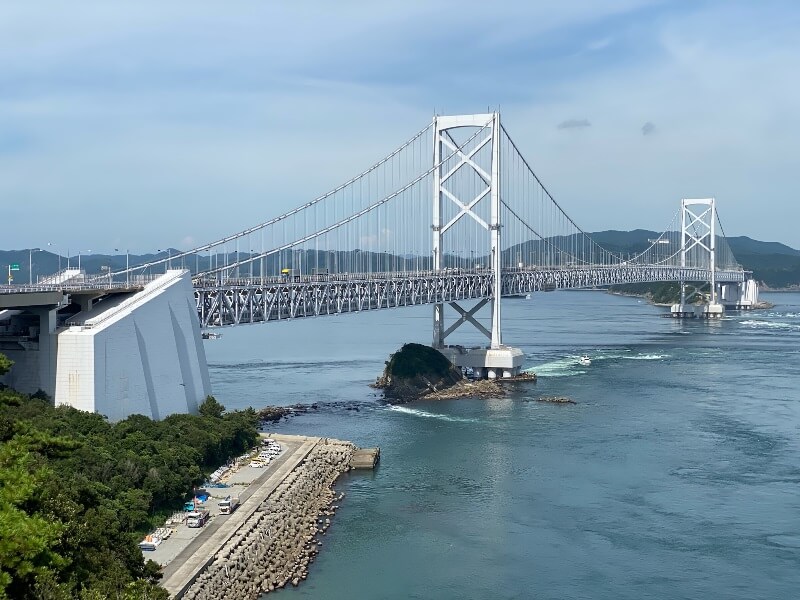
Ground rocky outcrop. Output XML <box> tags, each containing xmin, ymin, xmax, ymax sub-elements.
<box><xmin>257</xmin><ymin>403</ymin><xmax>319</xmax><ymax>424</ymax></box>
<box><xmin>373</xmin><ymin>343</ymin><xmax>464</xmax><ymax>402</ymax></box>
<box><xmin>421</xmin><ymin>378</ymin><xmax>505</xmax><ymax>400</ymax></box>
<box><xmin>421</xmin><ymin>372</ymin><xmax>538</xmax><ymax>400</ymax></box>
<box><xmin>181</xmin><ymin>440</ymin><xmax>354</xmax><ymax>600</ymax></box>
<box><xmin>535</xmin><ymin>395</ymin><xmax>576</xmax><ymax>404</ymax></box>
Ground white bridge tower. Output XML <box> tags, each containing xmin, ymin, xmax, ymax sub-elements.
<box><xmin>671</xmin><ymin>197</ymin><xmax>725</xmax><ymax>318</ymax></box>
<box><xmin>431</xmin><ymin>113</ymin><xmax>523</xmax><ymax>378</ymax></box>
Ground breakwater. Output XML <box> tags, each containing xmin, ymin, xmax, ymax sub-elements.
<box><xmin>169</xmin><ymin>436</ymin><xmax>357</xmax><ymax>599</ymax></box>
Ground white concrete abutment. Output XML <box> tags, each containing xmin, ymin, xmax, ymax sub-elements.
<box><xmin>0</xmin><ymin>270</ymin><xmax>211</xmax><ymax>421</ymax></box>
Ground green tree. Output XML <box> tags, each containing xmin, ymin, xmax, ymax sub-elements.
<box><xmin>0</xmin><ymin>353</ymin><xmax>12</xmax><ymax>377</ymax></box>
<box><xmin>0</xmin><ymin>386</ymin><xmax>258</xmax><ymax>598</ymax></box>
<box><xmin>0</xmin><ymin>438</ymin><xmax>66</xmax><ymax>599</ymax></box>
<box><xmin>198</xmin><ymin>395</ymin><xmax>225</xmax><ymax>418</ymax></box>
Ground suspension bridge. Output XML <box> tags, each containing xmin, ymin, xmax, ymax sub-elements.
<box><xmin>0</xmin><ymin>113</ymin><xmax>757</xmax><ymax>419</ymax></box>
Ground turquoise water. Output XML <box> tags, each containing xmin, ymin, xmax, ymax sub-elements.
<box><xmin>205</xmin><ymin>291</ymin><xmax>800</xmax><ymax>599</ymax></box>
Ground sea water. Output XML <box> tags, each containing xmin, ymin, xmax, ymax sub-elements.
<box><xmin>205</xmin><ymin>291</ymin><xmax>800</xmax><ymax>599</ymax></box>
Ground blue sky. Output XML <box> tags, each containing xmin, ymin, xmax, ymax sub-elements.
<box><xmin>1</xmin><ymin>0</ymin><xmax>798</xmax><ymax>252</ymax></box>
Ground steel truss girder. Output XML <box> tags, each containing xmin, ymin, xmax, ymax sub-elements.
<box><xmin>195</xmin><ymin>266</ymin><xmax>746</xmax><ymax>328</ymax></box>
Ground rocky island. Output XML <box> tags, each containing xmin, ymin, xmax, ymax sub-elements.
<box><xmin>373</xmin><ymin>343</ymin><xmax>536</xmax><ymax>402</ymax></box>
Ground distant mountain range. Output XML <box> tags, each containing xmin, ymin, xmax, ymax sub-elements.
<box><xmin>1</xmin><ymin>232</ymin><xmax>798</xmax><ymax>288</ymax></box>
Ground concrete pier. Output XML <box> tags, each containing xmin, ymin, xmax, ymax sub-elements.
<box><xmin>670</xmin><ymin>302</ymin><xmax>725</xmax><ymax>319</ymax></box>
<box><xmin>440</xmin><ymin>345</ymin><xmax>525</xmax><ymax>378</ymax></box>
<box><xmin>350</xmin><ymin>447</ymin><xmax>380</xmax><ymax>469</ymax></box>
<box><xmin>697</xmin><ymin>303</ymin><xmax>725</xmax><ymax>319</ymax></box>
<box><xmin>669</xmin><ymin>303</ymin><xmax>696</xmax><ymax>318</ymax></box>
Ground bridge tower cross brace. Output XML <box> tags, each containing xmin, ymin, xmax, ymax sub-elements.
<box><xmin>431</xmin><ymin>113</ymin><xmax>502</xmax><ymax>350</ymax></box>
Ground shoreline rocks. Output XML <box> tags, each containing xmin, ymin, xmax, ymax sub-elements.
<box><xmin>181</xmin><ymin>439</ymin><xmax>355</xmax><ymax>600</ymax></box>
<box><xmin>535</xmin><ymin>395</ymin><xmax>576</xmax><ymax>404</ymax></box>
<box><xmin>257</xmin><ymin>403</ymin><xmax>319</xmax><ymax>425</ymax></box>
<box><xmin>420</xmin><ymin>373</ymin><xmax>537</xmax><ymax>401</ymax></box>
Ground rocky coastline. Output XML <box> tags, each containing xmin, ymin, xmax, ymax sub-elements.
<box><xmin>181</xmin><ymin>439</ymin><xmax>355</xmax><ymax>600</ymax></box>
<box><xmin>535</xmin><ymin>395</ymin><xmax>576</xmax><ymax>404</ymax></box>
<box><xmin>257</xmin><ymin>403</ymin><xmax>318</xmax><ymax>423</ymax></box>
<box><xmin>419</xmin><ymin>372</ymin><xmax>538</xmax><ymax>401</ymax></box>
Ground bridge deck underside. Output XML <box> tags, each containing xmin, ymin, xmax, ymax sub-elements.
<box><xmin>195</xmin><ymin>268</ymin><xmax>746</xmax><ymax>328</ymax></box>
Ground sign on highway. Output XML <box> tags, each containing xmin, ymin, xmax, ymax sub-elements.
<box><xmin>9</xmin><ymin>264</ymin><xmax>20</xmax><ymax>271</ymax></box>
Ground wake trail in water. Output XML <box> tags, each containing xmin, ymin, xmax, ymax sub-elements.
<box><xmin>527</xmin><ymin>350</ymin><xmax>670</xmax><ymax>377</ymax></box>
<box><xmin>386</xmin><ymin>405</ymin><xmax>478</xmax><ymax>423</ymax></box>
<box><xmin>739</xmin><ymin>319</ymin><xmax>800</xmax><ymax>331</ymax></box>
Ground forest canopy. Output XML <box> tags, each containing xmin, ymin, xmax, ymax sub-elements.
<box><xmin>0</xmin><ymin>363</ymin><xmax>259</xmax><ymax>599</ymax></box>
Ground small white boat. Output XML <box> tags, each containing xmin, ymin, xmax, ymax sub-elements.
<box><xmin>578</xmin><ymin>355</ymin><xmax>591</xmax><ymax>366</ymax></box>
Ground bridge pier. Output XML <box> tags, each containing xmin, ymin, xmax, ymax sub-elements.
<box><xmin>669</xmin><ymin>303</ymin><xmax>696</xmax><ymax>318</ymax></box>
<box><xmin>697</xmin><ymin>302</ymin><xmax>725</xmax><ymax>319</ymax></box>
<box><xmin>721</xmin><ymin>279</ymin><xmax>760</xmax><ymax>310</ymax></box>
<box><xmin>439</xmin><ymin>345</ymin><xmax>524</xmax><ymax>379</ymax></box>
<box><xmin>671</xmin><ymin>278</ymin><xmax>759</xmax><ymax>318</ymax></box>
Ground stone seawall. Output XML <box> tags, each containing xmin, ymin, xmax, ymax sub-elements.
<box><xmin>180</xmin><ymin>439</ymin><xmax>355</xmax><ymax>599</ymax></box>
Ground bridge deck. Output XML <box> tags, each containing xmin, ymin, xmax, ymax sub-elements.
<box><xmin>194</xmin><ymin>266</ymin><xmax>747</xmax><ymax>328</ymax></box>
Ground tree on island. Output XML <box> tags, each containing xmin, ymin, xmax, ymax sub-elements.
<box><xmin>376</xmin><ymin>343</ymin><xmax>463</xmax><ymax>402</ymax></box>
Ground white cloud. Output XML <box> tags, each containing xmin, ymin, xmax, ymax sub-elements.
<box><xmin>586</xmin><ymin>37</ymin><xmax>613</xmax><ymax>52</ymax></box>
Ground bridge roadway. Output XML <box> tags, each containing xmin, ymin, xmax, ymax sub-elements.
<box><xmin>0</xmin><ymin>265</ymin><xmax>747</xmax><ymax>328</ymax></box>
<box><xmin>194</xmin><ymin>266</ymin><xmax>747</xmax><ymax>328</ymax></box>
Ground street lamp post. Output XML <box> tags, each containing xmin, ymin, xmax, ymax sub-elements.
<box><xmin>47</xmin><ymin>242</ymin><xmax>61</xmax><ymax>273</ymax></box>
<box><xmin>78</xmin><ymin>249</ymin><xmax>91</xmax><ymax>272</ymax></box>
<box><xmin>115</xmin><ymin>249</ymin><xmax>130</xmax><ymax>286</ymax></box>
<box><xmin>29</xmin><ymin>248</ymin><xmax>41</xmax><ymax>284</ymax></box>
<box><xmin>157</xmin><ymin>249</ymin><xmax>171</xmax><ymax>273</ymax></box>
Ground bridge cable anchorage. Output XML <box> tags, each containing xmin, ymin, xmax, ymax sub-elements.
<box><xmin>193</xmin><ymin>121</ymin><xmax>493</xmax><ymax>279</ymax></box>
<box><xmin>109</xmin><ymin>122</ymin><xmax>435</xmax><ymax>277</ymax></box>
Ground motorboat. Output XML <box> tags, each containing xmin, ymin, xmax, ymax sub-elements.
<box><xmin>578</xmin><ymin>355</ymin><xmax>591</xmax><ymax>366</ymax></box>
